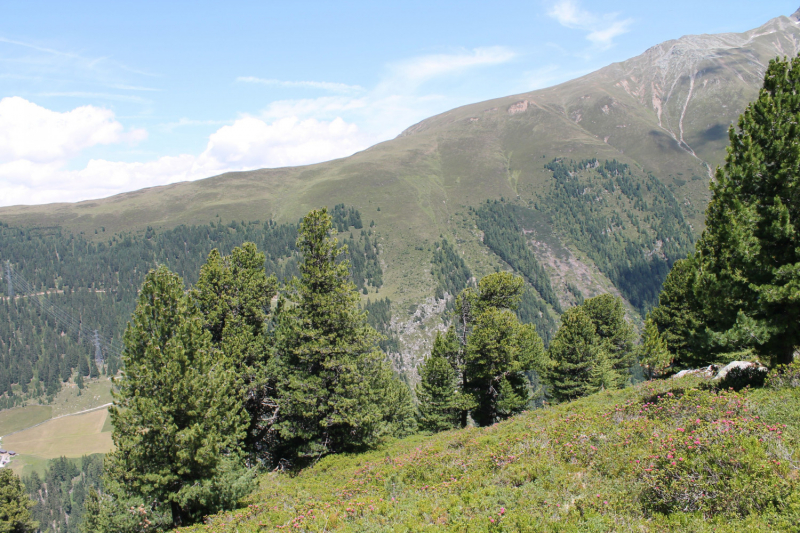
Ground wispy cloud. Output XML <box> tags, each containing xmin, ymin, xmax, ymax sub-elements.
<box><xmin>159</xmin><ymin>117</ymin><xmax>231</xmax><ymax>132</ymax></box>
<box><xmin>548</xmin><ymin>0</ymin><xmax>632</xmax><ymax>49</ymax></box>
<box><xmin>39</xmin><ymin>92</ymin><xmax>151</xmax><ymax>104</ymax></box>
<box><xmin>237</xmin><ymin>76</ymin><xmax>364</xmax><ymax>93</ymax></box>
<box><xmin>385</xmin><ymin>46</ymin><xmax>516</xmax><ymax>88</ymax></box>
<box><xmin>0</xmin><ymin>36</ymin><xmax>158</xmax><ymax>77</ymax></box>
<box><xmin>0</xmin><ymin>36</ymin><xmax>84</xmax><ymax>59</ymax></box>
<box><xmin>109</xmin><ymin>84</ymin><xmax>160</xmax><ymax>92</ymax></box>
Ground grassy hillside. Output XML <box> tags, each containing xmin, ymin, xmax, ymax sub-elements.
<box><xmin>188</xmin><ymin>376</ymin><xmax>800</xmax><ymax>532</ymax></box>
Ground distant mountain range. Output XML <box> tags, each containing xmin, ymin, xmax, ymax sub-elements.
<box><xmin>3</xmin><ymin>8</ymin><xmax>800</xmax><ymax>369</ymax></box>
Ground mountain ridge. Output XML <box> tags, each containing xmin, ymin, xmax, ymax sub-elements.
<box><xmin>2</xmin><ymin>9</ymin><xmax>799</xmax><ymax>367</ymax></box>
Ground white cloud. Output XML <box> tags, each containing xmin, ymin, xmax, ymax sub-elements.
<box><xmin>0</xmin><ymin>154</ymin><xmax>194</xmax><ymax>206</ymax></box>
<box><xmin>548</xmin><ymin>0</ymin><xmax>632</xmax><ymax>49</ymax></box>
<box><xmin>236</xmin><ymin>76</ymin><xmax>364</xmax><ymax>93</ymax></box>
<box><xmin>192</xmin><ymin>115</ymin><xmax>366</xmax><ymax>175</ymax></box>
<box><xmin>0</xmin><ymin>107</ymin><xmax>365</xmax><ymax>206</ymax></box>
<box><xmin>0</xmin><ymin>96</ymin><xmax>146</xmax><ymax>164</ymax></box>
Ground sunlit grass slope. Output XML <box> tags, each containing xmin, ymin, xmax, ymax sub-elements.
<box><xmin>191</xmin><ymin>378</ymin><xmax>800</xmax><ymax>532</ymax></box>
<box><xmin>3</xmin><ymin>408</ymin><xmax>112</xmax><ymax>459</ymax></box>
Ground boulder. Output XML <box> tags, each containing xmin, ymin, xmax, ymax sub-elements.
<box><xmin>672</xmin><ymin>365</ymin><xmax>717</xmax><ymax>379</ymax></box>
<box><xmin>714</xmin><ymin>361</ymin><xmax>767</xmax><ymax>381</ymax></box>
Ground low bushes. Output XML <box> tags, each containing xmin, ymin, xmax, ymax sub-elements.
<box><xmin>190</xmin><ymin>377</ymin><xmax>800</xmax><ymax>532</ymax></box>
<box><xmin>767</xmin><ymin>360</ymin><xmax>800</xmax><ymax>390</ymax></box>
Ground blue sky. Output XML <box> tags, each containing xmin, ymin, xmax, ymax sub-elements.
<box><xmin>1</xmin><ymin>0</ymin><xmax>797</xmax><ymax>206</ymax></box>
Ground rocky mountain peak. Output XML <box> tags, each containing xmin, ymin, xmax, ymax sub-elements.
<box><xmin>792</xmin><ymin>7</ymin><xmax>800</xmax><ymax>23</ymax></box>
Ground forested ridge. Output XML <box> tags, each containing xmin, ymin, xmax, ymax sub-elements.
<box><xmin>474</xmin><ymin>201</ymin><xmax>561</xmax><ymax>312</ymax></box>
<box><xmin>540</xmin><ymin>158</ymin><xmax>694</xmax><ymax>313</ymax></box>
<box><xmin>0</xmin><ymin>208</ymin><xmax>385</xmax><ymax>404</ymax></box>
<box><xmin>21</xmin><ymin>456</ymin><xmax>104</xmax><ymax>533</ymax></box>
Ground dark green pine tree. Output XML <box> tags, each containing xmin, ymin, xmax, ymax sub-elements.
<box><xmin>547</xmin><ymin>306</ymin><xmax>606</xmax><ymax>402</ymax></box>
<box><xmin>88</xmin><ymin>358</ymin><xmax>99</xmax><ymax>379</ymax></box>
<box><xmin>104</xmin><ymin>266</ymin><xmax>252</xmax><ymax>528</ymax></box>
<box><xmin>78</xmin><ymin>356</ymin><xmax>90</xmax><ymax>377</ymax></box>
<box><xmin>0</xmin><ymin>469</ymin><xmax>37</xmax><ymax>533</ymax></box>
<box><xmin>466</xmin><ymin>307</ymin><xmax>545</xmax><ymax>425</ymax></box>
<box><xmin>272</xmin><ymin>208</ymin><xmax>412</xmax><ymax>462</ymax></box>
<box><xmin>648</xmin><ymin>256</ymin><xmax>710</xmax><ymax>368</ymax></box>
<box><xmin>638</xmin><ymin>317</ymin><xmax>672</xmax><ymax>379</ymax></box>
<box><xmin>192</xmin><ymin>243</ymin><xmax>279</xmax><ymax>459</ymax></box>
<box><xmin>416</xmin><ymin>331</ymin><xmax>462</xmax><ymax>432</ymax></box>
<box><xmin>452</xmin><ymin>272</ymin><xmax>548</xmax><ymax>426</ymax></box>
<box><xmin>581</xmin><ymin>294</ymin><xmax>635</xmax><ymax>388</ymax></box>
<box><xmin>692</xmin><ymin>55</ymin><xmax>800</xmax><ymax>366</ymax></box>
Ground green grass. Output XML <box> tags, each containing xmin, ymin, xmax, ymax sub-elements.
<box><xmin>9</xmin><ymin>453</ymin><xmax>104</xmax><ymax>478</ymax></box>
<box><xmin>101</xmin><ymin>410</ymin><xmax>114</xmax><ymax>433</ymax></box>
<box><xmin>2</xmin><ymin>408</ymin><xmax>112</xmax><ymax>459</ymax></box>
<box><xmin>49</xmin><ymin>377</ymin><xmax>114</xmax><ymax>418</ymax></box>
<box><xmin>0</xmin><ymin>405</ymin><xmax>52</xmax><ymax>437</ymax></box>
<box><xmin>0</xmin><ymin>378</ymin><xmax>115</xmax><ymax>471</ymax></box>
<box><xmin>7</xmin><ymin>454</ymin><xmax>51</xmax><ymax>477</ymax></box>
<box><xmin>0</xmin><ymin>376</ymin><xmax>113</xmax><ymax>435</ymax></box>
<box><xmin>189</xmin><ymin>377</ymin><xmax>800</xmax><ymax>532</ymax></box>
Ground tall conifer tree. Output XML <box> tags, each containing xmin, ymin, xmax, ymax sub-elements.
<box><xmin>639</xmin><ymin>317</ymin><xmax>672</xmax><ymax>379</ymax></box>
<box><xmin>272</xmin><ymin>208</ymin><xmax>411</xmax><ymax>461</ymax></box>
<box><xmin>692</xmin><ymin>55</ymin><xmax>800</xmax><ymax>366</ymax></box>
<box><xmin>547</xmin><ymin>306</ymin><xmax>605</xmax><ymax>402</ymax></box>
<box><xmin>648</xmin><ymin>256</ymin><xmax>710</xmax><ymax>368</ymax></box>
<box><xmin>451</xmin><ymin>272</ymin><xmax>547</xmax><ymax>426</ymax></box>
<box><xmin>0</xmin><ymin>469</ymin><xmax>37</xmax><ymax>533</ymax></box>
<box><xmin>105</xmin><ymin>266</ymin><xmax>251</xmax><ymax>528</ymax></box>
<box><xmin>416</xmin><ymin>331</ymin><xmax>462</xmax><ymax>432</ymax></box>
<box><xmin>581</xmin><ymin>294</ymin><xmax>635</xmax><ymax>388</ymax></box>
<box><xmin>192</xmin><ymin>243</ymin><xmax>279</xmax><ymax>459</ymax></box>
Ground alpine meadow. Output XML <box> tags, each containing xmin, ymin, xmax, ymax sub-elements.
<box><xmin>1</xmin><ymin>4</ymin><xmax>800</xmax><ymax>533</ymax></box>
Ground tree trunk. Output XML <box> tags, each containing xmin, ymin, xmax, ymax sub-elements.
<box><xmin>171</xmin><ymin>500</ymin><xmax>184</xmax><ymax>528</ymax></box>
<box><xmin>778</xmin><ymin>344</ymin><xmax>797</xmax><ymax>366</ymax></box>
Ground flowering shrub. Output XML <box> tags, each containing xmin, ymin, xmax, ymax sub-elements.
<box><xmin>636</xmin><ymin>389</ymin><xmax>792</xmax><ymax>516</ymax></box>
<box><xmin>191</xmin><ymin>377</ymin><xmax>799</xmax><ymax>532</ymax></box>
<box><xmin>766</xmin><ymin>360</ymin><xmax>800</xmax><ymax>389</ymax></box>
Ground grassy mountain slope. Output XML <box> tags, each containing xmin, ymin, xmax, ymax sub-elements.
<box><xmin>187</xmin><ymin>376</ymin><xmax>800</xmax><ymax>532</ymax></box>
<box><xmin>2</xmin><ymin>12</ymin><xmax>800</xmax><ymax>364</ymax></box>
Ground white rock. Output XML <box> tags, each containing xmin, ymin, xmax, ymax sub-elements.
<box><xmin>714</xmin><ymin>361</ymin><xmax>766</xmax><ymax>380</ymax></box>
<box><xmin>672</xmin><ymin>365</ymin><xmax>717</xmax><ymax>379</ymax></box>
